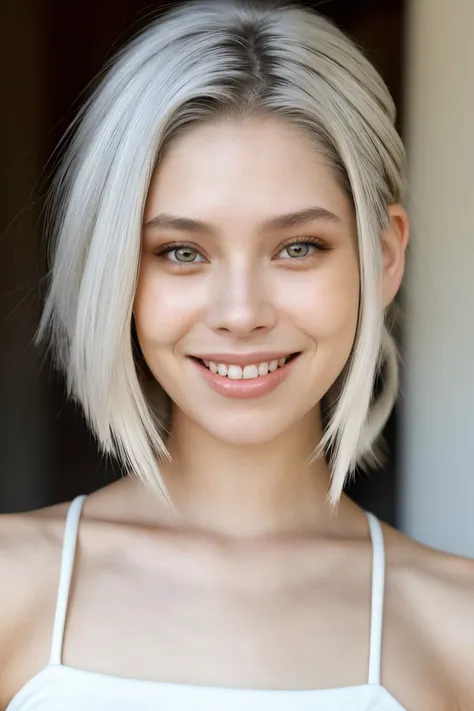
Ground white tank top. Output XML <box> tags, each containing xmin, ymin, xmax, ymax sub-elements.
<box><xmin>6</xmin><ymin>495</ymin><xmax>407</xmax><ymax>710</ymax></box>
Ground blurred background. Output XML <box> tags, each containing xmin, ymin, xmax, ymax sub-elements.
<box><xmin>1</xmin><ymin>0</ymin><xmax>472</xmax><ymax>556</ymax></box>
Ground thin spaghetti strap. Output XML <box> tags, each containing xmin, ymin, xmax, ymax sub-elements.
<box><xmin>49</xmin><ymin>495</ymin><xmax>87</xmax><ymax>666</ymax></box>
<box><xmin>365</xmin><ymin>511</ymin><xmax>386</xmax><ymax>686</ymax></box>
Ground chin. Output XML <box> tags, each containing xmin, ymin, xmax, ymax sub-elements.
<box><xmin>194</xmin><ymin>410</ymin><xmax>301</xmax><ymax>447</ymax></box>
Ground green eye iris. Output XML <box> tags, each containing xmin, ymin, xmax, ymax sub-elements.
<box><xmin>285</xmin><ymin>243</ymin><xmax>311</xmax><ymax>258</ymax></box>
<box><xmin>172</xmin><ymin>246</ymin><xmax>199</xmax><ymax>263</ymax></box>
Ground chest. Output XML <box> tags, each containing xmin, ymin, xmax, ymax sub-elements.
<box><xmin>62</xmin><ymin>538</ymin><xmax>369</xmax><ymax>683</ymax></box>
<box><xmin>46</xmin><ymin>537</ymin><xmax>440</xmax><ymax>711</ymax></box>
<box><xmin>11</xmin><ymin>532</ymin><xmax>454</xmax><ymax>711</ymax></box>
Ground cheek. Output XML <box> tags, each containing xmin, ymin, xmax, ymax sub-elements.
<box><xmin>278</xmin><ymin>260</ymin><xmax>360</xmax><ymax>343</ymax></box>
<box><xmin>133</xmin><ymin>265</ymin><xmax>200</xmax><ymax>350</ymax></box>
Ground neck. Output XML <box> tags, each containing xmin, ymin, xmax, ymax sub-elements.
<box><xmin>154</xmin><ymin>405</ymin><xmax>360</xmax><ymax>538</ymax></box>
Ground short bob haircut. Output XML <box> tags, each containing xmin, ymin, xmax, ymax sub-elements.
<box><xmin>36</xmin><ymin>0</ymin><xmax>406</xmax><ymax>506</ymax></box>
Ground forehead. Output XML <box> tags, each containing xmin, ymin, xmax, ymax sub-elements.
<box><xmin>144</xmin><ymin>117</ymin><xmax>352</xmax><ymax>227</ymax></box>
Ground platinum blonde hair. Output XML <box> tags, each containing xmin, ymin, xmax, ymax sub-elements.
<box><xmin>37</xmin><ymin>0</ymin><xmax>406</xmax><ymax>505</ymax></box>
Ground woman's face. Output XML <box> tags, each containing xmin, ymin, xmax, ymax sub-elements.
<box><xmin>134</xmin><ymin>117</ymin><xmax>360</xmax><ymax>445</ymax></box>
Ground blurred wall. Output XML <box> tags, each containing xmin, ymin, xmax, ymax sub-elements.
<box><xmin>0</xmin><ymin>0</ymin><xmax>53</xmax><ymax>509</ymax></box>
<box><xmin>400</xmin><ymin>0</ymin><xmax>474</xmax><ymax>556</ymax></box>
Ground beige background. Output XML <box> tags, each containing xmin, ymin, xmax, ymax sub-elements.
<box><xmin>401</xmin><ymin>0</ymin><xmax>474</xmax><ymax>555</ymax></box>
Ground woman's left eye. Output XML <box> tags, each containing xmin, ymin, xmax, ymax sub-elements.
<box><xmin>278</xmin><ymin>242</ymin><xmax>316</xmax><ymax>259</ymax></box>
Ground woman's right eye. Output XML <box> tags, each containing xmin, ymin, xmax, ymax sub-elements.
<box><xmin>156</xmin><ymin>245</ymin><xmax>204</xmax><ymax>263</ymax></box>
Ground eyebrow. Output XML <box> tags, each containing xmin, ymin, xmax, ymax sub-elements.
<box><xmin>143</xmin><ymin>206</ymin><xmax>341</xmax><ymax>233</ymax></box>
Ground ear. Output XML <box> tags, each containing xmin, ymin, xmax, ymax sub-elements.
<box><xmin>381</xmin><ymin>204</ymin><xmax>410</xmax><ymax>309</ymax></box>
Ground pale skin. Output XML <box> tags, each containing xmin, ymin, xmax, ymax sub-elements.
<box><xmin>0</xmin><ymin>117</ymin><xmax>473</xmax><ymax>710</ymax></box>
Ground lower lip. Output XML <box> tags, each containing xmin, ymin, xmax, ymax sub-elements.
<box><xmin>191</xmin><ymin>356</ymin><xmax>299</xmax><ymax>399</ymax></box>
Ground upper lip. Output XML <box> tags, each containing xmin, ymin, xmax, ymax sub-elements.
<box><xmin>189</xmin><ymin>352</ymin><xmax>297</xmax><ymax>366</ymax></box>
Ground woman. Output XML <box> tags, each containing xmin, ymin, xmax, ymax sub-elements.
<box><xmin>1</xmin><ymin>0</ymin><xmax>472</xmax><ymax>709</ymax></box>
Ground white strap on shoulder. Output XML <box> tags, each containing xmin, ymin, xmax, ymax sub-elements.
<box><xmin>49</xmin><ymin>495</ymin><xmax>87</xmax><ymax>666</ymax></box>
<box><xmin>365</xmin><ymin>511</ymin><xmax>386</xmax><ymax>686</ymax></box>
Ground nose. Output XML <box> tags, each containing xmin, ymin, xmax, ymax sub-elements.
<box><xmin>205</xmin><ymin>260</ymin><xmax>276</xmax><ymax>336</ymax></box>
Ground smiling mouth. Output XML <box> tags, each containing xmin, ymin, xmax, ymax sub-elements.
<box><xmin>190</xmin><ymin>353</ymin><xmax>300</xmax><ymax>380</ymax></box>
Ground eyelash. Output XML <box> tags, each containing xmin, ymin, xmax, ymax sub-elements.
<box><xmin>281</xmin><ymin>236</ymin><xmax>328</xmax><ymax>256</ymax></box>
<box><xmin>153</xmin><ymin>236</ymin><xmax>329</xmax><ymax>264</ymax></box>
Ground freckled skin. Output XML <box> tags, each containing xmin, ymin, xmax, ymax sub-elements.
<box><xmin>135</xmin><ymin>117</ymin><xmax>360</xmax><ymax>445</ymax></box>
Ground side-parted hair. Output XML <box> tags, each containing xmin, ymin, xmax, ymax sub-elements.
<box><xmin>36</xmin><ymin>0</ymin><xmax>406</xmax><ymax>505</ymax></box>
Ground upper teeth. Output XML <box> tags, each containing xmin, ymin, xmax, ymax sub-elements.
<box><xmin>203</xmin><ymin>357</ymin><xmax>288</xmax><ymax>379</ymax></box>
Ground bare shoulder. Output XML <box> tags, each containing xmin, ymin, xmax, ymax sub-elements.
<box><xmin>384</xmin><ymin>523</ymin><xmax>474</xmax><ymax>706</ymax></box>
<box><xmin>0</xmin><ymin>502</ymin><xmax>69</xmax><ymax>681</ymax></box>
